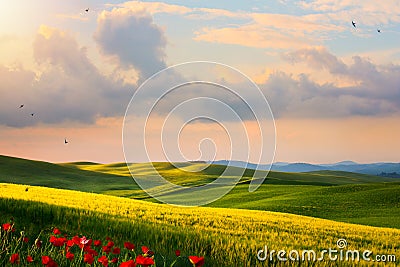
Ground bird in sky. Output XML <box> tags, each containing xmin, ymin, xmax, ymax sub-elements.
<box><xmin>19</xmin><ymin>104</ymin><xmax>24</xmax><ymax>108</ymax></box>
<box><xmin>85</xmin><ymin>8</ymin><xmax>89</xmax><ymax>12</ymax></box>
<box><xmin>352</xmin><ymin>21</ymin><xmax>356</xmax><ymax>28</ymax></box>
<box><xmin>30</xmin><ymin>113</ymin><xmax>35</xmax><ymax>117</ymax></box>
<box><xmin>377</xmin><ymin>29</ymin><xmax>381</xmax><ymax>33</ymax></box>
<box><xmin>64</xmin><ymin>138</ymin><xmax>68</xmax><ymax>144</ymax></box>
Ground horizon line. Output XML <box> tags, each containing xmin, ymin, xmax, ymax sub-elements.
<box><xmin>1</xmin><ymin>154</ymin><xmax>399</xmax><ymax>165</ymax></box>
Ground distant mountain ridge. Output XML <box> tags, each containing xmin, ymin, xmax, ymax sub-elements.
<box><xmin>211</xmin><ymin>160</ymin><xmax>400</xmax><ymax>177</ymax></box>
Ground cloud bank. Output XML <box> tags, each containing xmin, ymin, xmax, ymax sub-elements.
<box><xmin>263</xmin><ymin>47</ymin><xmax>400</xmax><ymax>118</ymax></box>
<box><xmin>0</xmin><ymin>26</ymin><xmax>131</xmax><ymax>128</ymax></box>
<box><xmin>1</xmin><ymin>2</ymin><xmax>399</xmax><ymax>129</ymax></box>
<box><xmin>94</xmin><ymin>8</ymin><xmax>167</xmax><ymax>80</ymax></box>
<box><xmin>1</xmin><ymin>6</ymin><xmax>170</xmax><ymax>128</ymax></box>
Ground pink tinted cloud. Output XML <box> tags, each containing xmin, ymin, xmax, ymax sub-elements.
<box><xmin>0</xmin><ymin>23</ymin><xmax>154</xmax><ymax>128</ymax></box>
<box><xmin>193</xmin><ymin>10</ymin><xmax>343</xmax><ymax>49</ymax></box>
<box><xmin>194</xmin><ymin>25</ymin><xmax>311</xmax><ymax>49</ymax></box>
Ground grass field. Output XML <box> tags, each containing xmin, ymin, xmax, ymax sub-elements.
<box><xmin>208</xmin><ymin>182</ymin><xmax>400</xmax><ymax>228</ymax></box>
<box><xmin>0</xmin><ymin>183</ymin><xmax>399</xmax><ymax>266</ymax></box>
<box><xmin>1</xmin><ymin>155</ymin><xmax>399</xmax><ymax>229</ymax></box>
<box><xmin>0</xmin><ymin>155</ymin><xmax>146</xmax><ymax>198</ymax></box>
<box><xmin>1</xmin><ymin>155</ymin><xmax>400</xmax><ymax>265</ymax></box>
<box><xmin>72</xmin><ymin>160</ymin><xmax>396</xmax><ymax>186</ymax></box>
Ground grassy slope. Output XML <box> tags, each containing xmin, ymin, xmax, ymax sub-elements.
<box><xmin>1</xmin><ymin>155</ymin><xmax>399</xmax><ymax>228</ymax></box>
<box><xmin>74</xmin><ymin>161</ymin><xmax>395</xmax><ymax>186</ymax></box>
<box><xmin>74</xmin><ymin>160</ymin><xmax>400</xmax><ymax>228</ymax></box>
<box><xmin>0</xmin><ymin>155</ymin><xmax>144</xmax><ymax>196</ymax></box>
<box><xmin>208</xmin><ymin>182</ymin><xmax>400</xmax><ymax>228</ymax></box>
<box><xmin>0</xmin><ymin>183</ymin><xmax>399</xmax><ymax>267</ymax></box>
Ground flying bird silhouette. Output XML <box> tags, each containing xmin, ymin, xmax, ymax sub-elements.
<box><xmin>64</xmin><ymin>138</ymin><xmax>68</xmax><ymax>144</ymax></box>
<box><xmin>377</xmin><ymin>29</ymin><xmax>381</xmax><ymax>33</ymax></box>
<box><xmin>30</xmin><ymin>113</ymin><xmax>35</xmax><ymax>117</ymax></box>
<box><xmin>85</xmin><ymin>8</ymin><xmax>89</xmax><ymax>12</ymax></box>
<box><xmin>19</xmin><ymin>104</ymin><xmax>24</xmax><ymax>108</ymax></box>
<box><xmin>352</xmin><ymin>21</ymin><xmax>356</xmax><ymax>28</ymax></box>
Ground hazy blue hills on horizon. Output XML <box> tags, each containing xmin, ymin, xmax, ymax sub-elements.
<box><xmin>212</xmin><ymin>160</ymin><xmax>400</xmax><ymax>177</ymax></box>
<box><xmin>1</xmin><ymin>154</ymin><xmax>399</xmax><ymax>177</ymax></box>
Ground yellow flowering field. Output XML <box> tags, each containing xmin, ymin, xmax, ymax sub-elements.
<box><xmin>0</xmin><ymin>183</ymin><xmax>398</xmax><ymax>266</ymax></box>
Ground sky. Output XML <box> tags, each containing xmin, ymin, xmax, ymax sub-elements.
<box><xmin>1</xmin><ymin>0</ymin><xmax>400</xmax><ymax>164</ymax></box>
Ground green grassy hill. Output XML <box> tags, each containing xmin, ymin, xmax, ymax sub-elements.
<box><xmin>2</xmin><ymin>155</ymin><xmax>391</xmax><ymax>189</ymax></box>
<box><xmin>0</xmin><ymin>155</ymin><xmax>142</xmax><ymax>195</ymax></box>
<box><xmin>73</xmin><ymin>160</ymin><xmax>395</xmax><ymax>186</ymax></box>
<box><xmin>1</xmin><ymin>155</ymin><xmax>399</xmax><ymax>228</ymax></box>
<box><xmin>208</xmin><ymin>182</ymin><xmax>400</xmax><ymax>228</ymax></box>
<box><xmin>1</xmin><ymin>184</ymin><xmax>399</xmax><ymax>267</ymax></box>
<box><xmin>71</xmin><ymin>159</ymin><xmax>400</xmax><ymax>228</ymax></box>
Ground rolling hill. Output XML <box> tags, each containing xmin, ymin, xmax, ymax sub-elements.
<box><xmin>0</xmin><ymin>155</ymin><xmax>142</xmax><ymax>196</ymax></box>
<box><xmin>0</xmin><ymin>183</ymin><xmax>399</xmax><ymax>266</ymax></box>
<box><xmin>208</xmin><ymin>182</ymin><xmax>400</xmax><ymax>228</ymax></box>
<box><xmin>1</xmin><ymin>155</ymin><xmax>399</xmax><ymax>228</ymax></box>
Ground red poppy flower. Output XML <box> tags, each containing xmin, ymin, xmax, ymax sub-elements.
<box><xmin>94</xmin><ymin>240</ymin><xmax>102</xmax><ymax>247</ymax></box>
<box><xmin>175</xmin><ymin>250</ymin><xmax>181</xmax><ymax>257</ymax></box>
<box><xmin>66</xmin><ymin>239</ymin><xmax>75</xmax><ymax>247</ymax></box>
<box><xmin>66</xmin><ymin>251</ymin><xmax>74</xmax><ymax>261</ymax></box>
<box><xmin>47</xmin><ymin>260</ymin><xmax>58</xmax><ymax>267</ymax></box>
<box><xmin>113</xmin><ymin>247</ymin><xmax>121</xmax><ymax>255</ymax></box>
<box><xmin>86</xmin><ymin>248</ymin><xmax>98</xmax><ymax>256</ymax></box>
<box><xmin>111</xmin><ymin>257</ymin><xmax>118</xmax><ymax>264</ymax></box>
<box><xmin>42</xmin><ymin>256</ymin><xmax>58</xmax><ymax>266</ymax></box>
<box><xmin>35</xmin><ymin>239</ymin><xmax>43</xmax><ymax>248</ymax></box>
<box><xmin>98</xmin><ymin>255</ymin><xmax>109</xmax><ymax>267</ymax></box>
<box><xmin>53</xmin><ymin>228</ymin><xmax>61</xmax><ymax>235</ymax></box>
<box><xmin>124</xmin><ymin>242</ymin><xmax>135</xmax><ymax>250</ymax></box>
<box><xmin>106</xmin><ymin>241</ymin><xmax>114</xmax><ymax>248</ymax></box>
<box><xmin>23</xmin><ymin>237</ymin><xmax>29</xmax><ymax>243</ymax></box>
<box><xmin>106</xmin><ymin>236</ymin><xmax>113</xmax><ymax>241</ymax></box>
<box><xmin>188</xmin><ymin>256</ymin><xmax>205</xmax><ymax>267</ymax></box>
<box><xmin>72</xmin><ymin>235</ymin><xmax>81</xmax><ymax>246</ymax></box>
<box><xmin>42</xmin><ymin>256</ymin><xmax>51</xmax><ymax>265</ymax></box>
<box><xmin>2</xmin><ymin>223</ymin><xmax>10</xmax><ymax>231</ymax></box>
<box><xmin>141</xmin><ymin>246</ymin><xmax>149</xmax><ymax>254</ymax></box>
<box><xmin>120</xmin><ymin>260</ymin><xmax>136</xmax><ymax>267</ymax></box>
<box><xmin>26</xmin><ymin>255</ymin><xmax>34</xmax><ymax>263</ymax></box>
<box><xmin>84</xmin><ymin>253</ymin><xmax>94</xmax><ymax>264</ymax></box>
<box><xmin>9</xmin><ymin>253</ymin><xmax>19</xmax><ymax>264</ymax></box>
<box><xmin>135</xmin><ymin>255</ymin><xmax>154</xmax><ymax>266</ymax></box>
<box><xmin>141</xmin><ymin>246</ymin><xmax>154</xmax><ymax>257</ymax></box>
<box><xmin>50</xmin><ymin>236</ymin><xmax>66</xmax><ymax>247</ymax></box>
<box><xmin>2</xmin><ymin>223</ymin><xmax>15</xmax><ymax>232</ymax></box>
<box><xmin>103</xmin><ymin>245</ymin><xmax>111</xmax><ymax>254</ymax></box>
